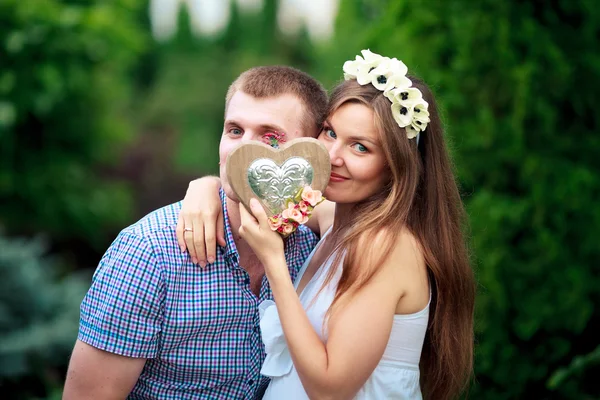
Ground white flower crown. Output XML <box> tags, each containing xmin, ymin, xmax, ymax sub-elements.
<box><xmin>343</xmin><ymin>49</ymin><xmax>430</xmax><ymax>139</ymax></box>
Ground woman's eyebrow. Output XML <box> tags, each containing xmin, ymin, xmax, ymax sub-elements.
<box><xmin>327</xmin><ymin>119</ymin><xmax>380</xmax><ymax>146</ymax></box>
<box><xmin>348</xmin><ymin>135</ymin><xmax>379</xmax><ymax>145</ymax></box>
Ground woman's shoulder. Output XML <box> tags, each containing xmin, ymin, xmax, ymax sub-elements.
<box><xmin>388</xmin><ymin>229</ymin><xmax>429</xmax><ymax>314</ymax></box>
<box><xmin>359</xmin><ymin>228</ymin><xmax>428</xmax><ymax>302</ymax></box>
<box><xmin>358</xmin><ymin>227</ymin><xmax>422</xmax><ymax>266</ymax></box>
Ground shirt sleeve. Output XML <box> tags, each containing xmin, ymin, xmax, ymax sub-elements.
<box><xmin>78</xmin><ymin>231</ymin><xmax>165</xmax><ymax>358</ymax></box>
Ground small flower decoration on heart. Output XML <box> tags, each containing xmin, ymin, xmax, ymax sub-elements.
<box><xmin>268</xmin><ymin>185</ymin><xmax>325</xmax><ymax>238</ymax></box>
<box><xmin>262</xmin><ymin>131</ymin><xmax>287</xmax><ymax>149</ymax></box>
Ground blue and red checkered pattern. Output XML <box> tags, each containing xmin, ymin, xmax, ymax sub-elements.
<box><xmin>79</xmin><ymin>189</ymin><xmax>318</xmax><ymax>399</ymax></box>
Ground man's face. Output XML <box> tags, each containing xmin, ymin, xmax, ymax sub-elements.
<box><xmin>220</xmin><ymin>91</ymin><xmax>308</xmax><ymax>202</ymax></box>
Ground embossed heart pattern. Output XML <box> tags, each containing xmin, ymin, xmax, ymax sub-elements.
<box><xmin>225</xmin><ymin>138</ymin><xmax>331</xmax><ymax>217</ymax></box>
<box><xmin>248</xmin><ymin>157</ymin><xmax>313</xmax><ymax>213</ymax></box>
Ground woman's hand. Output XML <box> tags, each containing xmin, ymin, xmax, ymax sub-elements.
<box><xmin>238</xmin><ymin>199</ymin><xmax>286</xmax><ymax>274</ymax></box>
<box><xmin>176</xmin><ymin>177</ymin><xmax>225</xmax><ymax>267</ymax></box>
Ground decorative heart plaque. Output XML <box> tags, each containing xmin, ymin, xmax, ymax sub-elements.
<box><xmin>226</xmin><ymin>138</ymin><xmax>331</xmax><ymax>218</ymax></box>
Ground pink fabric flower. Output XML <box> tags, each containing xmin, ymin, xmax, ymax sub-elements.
<box><xmin>280</xmin><ymin>202</ymin><xmax>295</xmax><ymax>220</ymax></box>
<box><xmin>287</xmin><ymin>207</ymin><xmax>304</xmax><ymax>222</ymax></box>
<box><xmin>268</xmin><ymin>215</ymin><xmax>282</xmax><ymax>230</ymax></box>
<box><xmin>298</xmin><ymin>201</ymin><xmax>309</xmax><ymax>213</ymax></box>
<box><xmin>269</xmin><ymin>186</ymin><xmax>327</xmax><ymax>236</ymax></box>
<box><xmin>282</xmin><ymin>222</ymin><xmax>295</xmax><ymax>235</ymax></box>
<box><xmin>301</xmin><ymin>186</ymin><xmax>323</xmax><ymax>207</ymax></box>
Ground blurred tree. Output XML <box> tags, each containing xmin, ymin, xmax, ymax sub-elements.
<box><xmin>323</xmin><ymin>0</ymin><xmax>600</xmax><ymax>398</ymax></box>
<box><xmin>139</xmin><ymin>0</ymin><xmax>320</xmax><ymax>175</ymax></box>
<box><xmin>0</xmin><ymin>233</ymin><xmax>88</xmax><ymax>398</ymax></box>
<box><xmin>2</xmin><ymin>0</ymin><xmax>598</xmax><ymax>398</ymax></box>
<box><xmin>0</xmin><ymin>0</ymin><xmax>147</xmax><ymax>253</ymax></box>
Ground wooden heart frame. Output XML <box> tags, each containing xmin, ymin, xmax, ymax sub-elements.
<box><xmin>225</xmin><ymin>138</ymin><xmax>331</xmax><ymax>217</ymax></box>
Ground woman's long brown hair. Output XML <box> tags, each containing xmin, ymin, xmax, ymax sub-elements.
<box><xmin>323</xmin><ymin>78</ymin><xmax>475</xmax><ymax>400</ymax></box>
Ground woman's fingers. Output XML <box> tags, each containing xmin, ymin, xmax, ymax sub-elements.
<box><xmin>181</xmin><ymin>213</ymin><xmax>200</xmax><ymax>265</ymax></box>
<box><xmin>239</xmin><ymin>202</ymin><xmax>260</xmax><ymax>238</ymax></box>
<box><xmin>249</xmin><ymin>198</ymin><xmax>270</xmax><ymax>230</ymax></box>
<box><xmin>180</xmin><ymin>208</ymin><xmax>224</xmax><ymax>267</ymax></box>
<box><xmin>176</xmin><ymin>215</ymin><xmax>187</xmax><ymax>252</ymax></box>
<box><xmin>203</xmin><ymin>214</ymin><xmax>217</xmax><ymax>265</ymax></box>
<box><xmin>239</xmin><ymin>202</ymin><xmax>255</xmax><ymax>227</ymax></box>
<box><xmin>216</xmin><ymin>211</ymin><xmax>226</xmax><ymax>247</ymax></box>
<box><xmin>190</xmin><ymin>213</ymin><xmax>207</xmax><ymax>267</ymax></box>
<box><xmin>185</xmin><ymin>230</ymin><xmax>198</xmax><ymax>265</ymax></box>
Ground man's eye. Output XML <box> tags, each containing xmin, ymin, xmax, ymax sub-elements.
<box><xmin>229</xmin><ymin>128</ymin><xmax>242</xmax><ymax>136</ymax></box>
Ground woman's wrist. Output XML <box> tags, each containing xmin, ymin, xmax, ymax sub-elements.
<box><xmin>264</xmin><ymin>254</ymin><xmax>290</xmax><ymax>281</ymax></box>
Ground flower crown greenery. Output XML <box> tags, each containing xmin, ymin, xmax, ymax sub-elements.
<box><xmin>343</xmin><ymin>49</ymin><xmax>430</xmax><ymax>139</ymax></box>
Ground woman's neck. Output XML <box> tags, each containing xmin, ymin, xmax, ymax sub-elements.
<box><xmin>329</xmin><ymin>202</ymin><xmax>356</xmax><ymax>241</ymax></box>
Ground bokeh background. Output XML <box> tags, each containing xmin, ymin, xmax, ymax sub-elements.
<box><xmin>1</xmin><ymin>0</ymin><xmax>599</xmax><ymax>398</ymax></box>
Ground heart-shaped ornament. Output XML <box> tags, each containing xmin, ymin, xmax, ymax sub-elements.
<box><xmin>226</xmin><ymin>138</ymin><xmax>331</xmax><ymax>217</ymax></box>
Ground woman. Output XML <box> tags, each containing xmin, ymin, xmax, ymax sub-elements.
<box><xmin>179</xmin><ymin>50</ymin><xmax>475</xmax><ymax>399</ymax></box>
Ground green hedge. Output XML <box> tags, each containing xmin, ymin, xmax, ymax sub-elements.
<box><xmin>319</xmin><ymin>0</ymin><xmax>600</xmax><ymax>397</ymax></box>
<box><xmin>0</xmin><ymin>233</ymin><xmax>88</xmax><ymax>398</ymax></box>
<box><xmin>0</xmin><ymin>0</ymin><xmax>146</xmax><ymax>250</ymax></box>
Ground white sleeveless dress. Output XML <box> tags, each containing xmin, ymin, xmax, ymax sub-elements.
<box><xmin>259</xmin><ymin>230</ymin><xmax>429</xmax><ymax>399</ymax></box>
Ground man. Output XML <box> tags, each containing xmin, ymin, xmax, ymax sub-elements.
<box><xmin>63</xmin><ymin>66</ymin><xmax>328</xmax><ymax>399</ymax></box>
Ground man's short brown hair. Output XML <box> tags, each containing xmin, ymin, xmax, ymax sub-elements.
<box><xmin>226</xmin><ymin>66</ymin><xmax>327</xmax><ymax>137</ymax></box>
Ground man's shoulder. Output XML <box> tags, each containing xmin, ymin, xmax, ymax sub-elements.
<box><xmin>102</xmin><ymin>202</ymin><xmax>183</xmax><ymax>264</ymax></box>
<box><xmin>91</xmin><ymin>203</ymin><xmax>185</xmax><ymax>294</ymax></box>
<box><xmin>121</xmin><ymin>201</ymin><xmax>182</xmax><ymax>241</ymax></box>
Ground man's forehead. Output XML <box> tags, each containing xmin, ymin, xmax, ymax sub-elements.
<box><xmin>225</xmin><ymin>91</ymin><xmax>307</xmax><ymax>137</ymax></box>
<box><xmin>227</xmin><ymin>91</ymin><xmax>304</xmax><ymax>112</ymax></box>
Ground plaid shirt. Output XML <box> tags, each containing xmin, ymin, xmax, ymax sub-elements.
<box><xmin>79</xmin><ymin>190</ymin><xmax>318</xmax><ymax>399</ymax></box>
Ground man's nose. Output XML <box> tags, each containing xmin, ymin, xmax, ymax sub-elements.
<box><xmin>242</xmin><ymin>131</ymin><xmax>260</xmax><ymax>142</ymax></box>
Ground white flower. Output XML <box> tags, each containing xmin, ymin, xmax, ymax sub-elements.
<box><xmin>361</xmin><ymin>49</ymin><xmax>384</xmax><ymax>63</ymax></box>
<box><xmin>411</xmin><ymin>98</ymin><xmax>430</xmax><ymax>131</ymax></box>
<box><xmin>391</xmin><ymin>101</ymin><xmax>414</xmax><ymax>128</ymax></box>
<box><xmin>344</xmin><ymin>50</ymin><xmax>401</xmax><ymax>87</ymax></box>
<box><xmin>342</xmin><ymin>49</ymin><xmax>430</xmax><ymax>139</ymax></box>
<box><xmin>364</xmin><ymin>57</ymin><xmax>409</xmax><ymax>91</ymax></box>
<box><xmin>404</xmin><ymin>100</ymin><xmax>431</xmax><ymax>139</ymax></box>
<box><xmin>405</xmin><ymin>124</ymin><xmax>421</xmax><ymax>139</ymax></box>
<box><xmin>342</xmin><ymin>57</ymin><xmax>362</xmax><ymax>80</ymax></box>
<box><xmin>356</xmin><ymin>65</ymin><xmax>375</xmax><ymax>85</ymax></box>
<box><xmin>384</xmin><ymin>87</ymin><xmax>421</xmax><ymax>104</ymax></box>
<box><xmin>390</xmin><ymin>96</ymin><xmax>430</xmax><ymax>136</ymax></box>
<box><xmin>343</xmin><ymin>50</ymin><xmax>383</xmax><ymax>84</ymax></box>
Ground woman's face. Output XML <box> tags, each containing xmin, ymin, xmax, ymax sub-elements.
<box><xmin>318</xmin><ymin>102</ymin><xmax>390</xmax><ymax>204</ymax></box>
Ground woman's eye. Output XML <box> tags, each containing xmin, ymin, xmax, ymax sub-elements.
<box><xmin>325</xmin><ymin>129</ymin><xmax>336</xmax><ymax>139</ymax></box>
<box><xmin>353</xmin><ymin>143</ymin><xmax>368</xmax><ymax>153</ymax></box>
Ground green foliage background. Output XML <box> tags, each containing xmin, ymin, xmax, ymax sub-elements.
<box><xmin>1</xmin><ymin>0</ymin><xmax>598</xmax><ymax>398</ymax></box>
